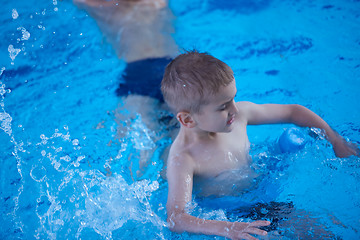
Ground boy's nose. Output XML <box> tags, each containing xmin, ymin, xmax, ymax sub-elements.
<box><xmin>229</xmin><ymin>100</ymin><xmax>238</xmax><ymax>115</ymax></box>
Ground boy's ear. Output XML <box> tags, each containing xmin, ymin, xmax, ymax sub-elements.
<box><xmin>176</xmin><ymin>112</ymin><xmax>196</xmax><ymax>128</ymax></box>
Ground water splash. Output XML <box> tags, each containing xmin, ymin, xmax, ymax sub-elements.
<box><xmin>0</xmin><ymin>76</ymin><xmax>166</xmax><ymax>238</ymax></box>
<box><xmin>8</xmin><ymin>9</ymin><xmax>31</xmax><ymax>65</ymax></box>
<box><xmin>5</xmin><ymin>124</ymin><xmax>168</xmax><ymax>239</ymax></box>
<box><xmin>0</xmin><ymin>74</ymin><xmax>25</xmax><ymax>236</ymax></box>
<box><xmin>79</xmin><ymin>171</ymin><xmax>165</xmax><ymax>239</ymax></box>
<box><xmin>128</xmin><ymin>114</ymin><xmax>156</xmax><ymax>150</ymax></box>
<box><xmin>0</xmin><ymin>112</ymin><xmax>12</xmax><ymax>136</ymax></box>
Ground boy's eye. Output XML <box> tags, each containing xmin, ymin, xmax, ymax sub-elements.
<box><xmin>219</xmin><ymin>105</ymin><xmax>227</xmax><ymax>111</ymax></box>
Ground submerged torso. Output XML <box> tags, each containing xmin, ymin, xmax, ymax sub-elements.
<box><xmin>193</xmin><ymin>164</ymin><xmax>258</xmax><ymax>197</ymax></box>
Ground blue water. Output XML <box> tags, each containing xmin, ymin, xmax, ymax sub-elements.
<box><xmin>1</xmin><ymin>0</ymin><xmax>360</xmax><ymax>239</ymax></box>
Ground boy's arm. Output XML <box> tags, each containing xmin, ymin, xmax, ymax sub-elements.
<box><xmin>240</xmin><ymin>102</ymin><xmax>359</xmax><ymax>158</ymax></box>
<box><xmin>166</xmin><ymin>153</ymin><xmax>270</xmax><ymax>240</ymax></box>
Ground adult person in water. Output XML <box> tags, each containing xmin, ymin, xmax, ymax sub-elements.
<box><xmin>74</xmin><ymin>0</ymin><xmax>178</xmax><ymax>100</ymax></box>
<box><xmin>161</xmin><ymin>50</ymin><xmax>359</xmax><ymax>239</ymax></box>
<box><xmin>74</xmin><ymin>0</ymin><xmax>179</xmax><ymax>178</ymax></box>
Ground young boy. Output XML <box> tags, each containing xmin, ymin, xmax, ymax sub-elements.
<box><xmin>161</xmin><ymin>51</ymin><xmax>359</xmax><ymax>239</ymax></box>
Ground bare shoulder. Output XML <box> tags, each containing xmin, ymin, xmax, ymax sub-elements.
<box><xmin>235</xmin><ymin>101</ymin><xmax>257</xmax><ymax>119</ymax></box>
<box><xmin>167</xmin><ymin>144</ymin><xmax>193</xmax><ymax>169</ymax></box>
<box><xmin>235</xmin><ymin>101</ymin><xmax>256</xmax><ymax>110</ymax></box>
<box><xmin>167</xmin><ymin>136</ymin><xmax>197</xmax><ymax>171</ymax></box>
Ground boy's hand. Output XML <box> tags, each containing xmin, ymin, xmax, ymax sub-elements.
<box><xmin>226</xmin><ymin>220</ymin><xmax>270</xmax><ymax>240</ymax></box>
<box><xmin>332</xmin><ymin>136</ymin><xmax>360</xmax><ymax>158</ymax></box>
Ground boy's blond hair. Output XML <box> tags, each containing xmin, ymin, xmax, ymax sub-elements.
<box><xmin>161</xmin><ymin>51</ymin><xmax>234</xmax><ymax>113</ymax></box>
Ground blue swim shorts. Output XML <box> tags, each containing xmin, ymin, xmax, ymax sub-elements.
<box><xmin>116</xmin><ymin>57</ymin><xmax>172</xmax><ymax>101</ymax></box>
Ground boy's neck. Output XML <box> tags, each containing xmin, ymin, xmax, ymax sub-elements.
<box><xmin>180</xmin><ymin>125</ymin><xmax>218</xmax><ymax>142</ymax></box>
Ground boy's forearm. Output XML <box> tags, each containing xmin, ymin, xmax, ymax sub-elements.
<box><xmin>169</xmin><ymin>212</ymin><xmax>232</xmax><ymax>238</ymax></box>
<box><xmin>289</xmin><ymin>104</ymin><xmax>359</xmax><ymax>158</ymax></box>
<box><xmin>169</xmin><ymin>211</ymin><xmax>269</xmax><ymax>238</ymax></box>
<box><xmin>290</xmin><ymin>105</ymin><xmax>337</xmax><ymax>143</ymax></box>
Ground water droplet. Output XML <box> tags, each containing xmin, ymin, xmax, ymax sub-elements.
<box><xmin>17</xmin><ymin>27</ymin><xmax>30</xmax><ymax>40</ymax></box>
<box><xmin>12</xmin><ymin>9</ymin><xmax>19</xmax><ymax>19</ymax></box>
<box><xmin>0</xmin><ymin>112</ymin><xmax>13</xmax><ymax>136</ymax></box>
<box><xmin>8</xmin><ymin>45</ymin><xmax>21</xmax><ymax>62</ymax></box>
<box><xmin>30</xmin><ymin>165</ymin><xmax>47</xmax><ymax>182</ymax></box>
<box><xmin>60</xmin><ymin>155</ymin><xmax>71</xmax><ymax>162</ymax></box>
<box><xmin>72</xmin><ymin>139</ymin><xmax>79</xmax><ymax>146</ymax></box>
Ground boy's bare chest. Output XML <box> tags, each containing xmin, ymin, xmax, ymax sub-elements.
<box><xmin>192</xmin><ymin>127</ymin><xmax>250</xmax><ymax>178</ymax></box>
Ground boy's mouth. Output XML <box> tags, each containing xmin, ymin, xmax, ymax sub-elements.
<box><xmin>227</xmin><ymin>115</ymin><xmax>235</xmax><ymax>125</ymax></box>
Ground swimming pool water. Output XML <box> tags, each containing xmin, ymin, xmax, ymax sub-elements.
<box><xmin>1</xmin><ymin>0</ymin><xmax>360</xmax><ymax>239</ymax></box>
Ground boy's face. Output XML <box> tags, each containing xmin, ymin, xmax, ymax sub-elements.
<box><xmin>192</xmin><ymin>80</ymin><xmax>238</xmax><ymax>133</ymax></box>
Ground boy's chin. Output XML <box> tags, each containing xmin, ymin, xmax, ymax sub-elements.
<box><xmin>223</xmin><ymin>125</ymin><xmax>234</xmax><ymax>133</ymax></box>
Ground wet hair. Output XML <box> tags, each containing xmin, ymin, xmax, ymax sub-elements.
<box><xmin>161</xmin><ymin>50</ymin><xmax>234</xmax><ymax>113</ymax></box>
